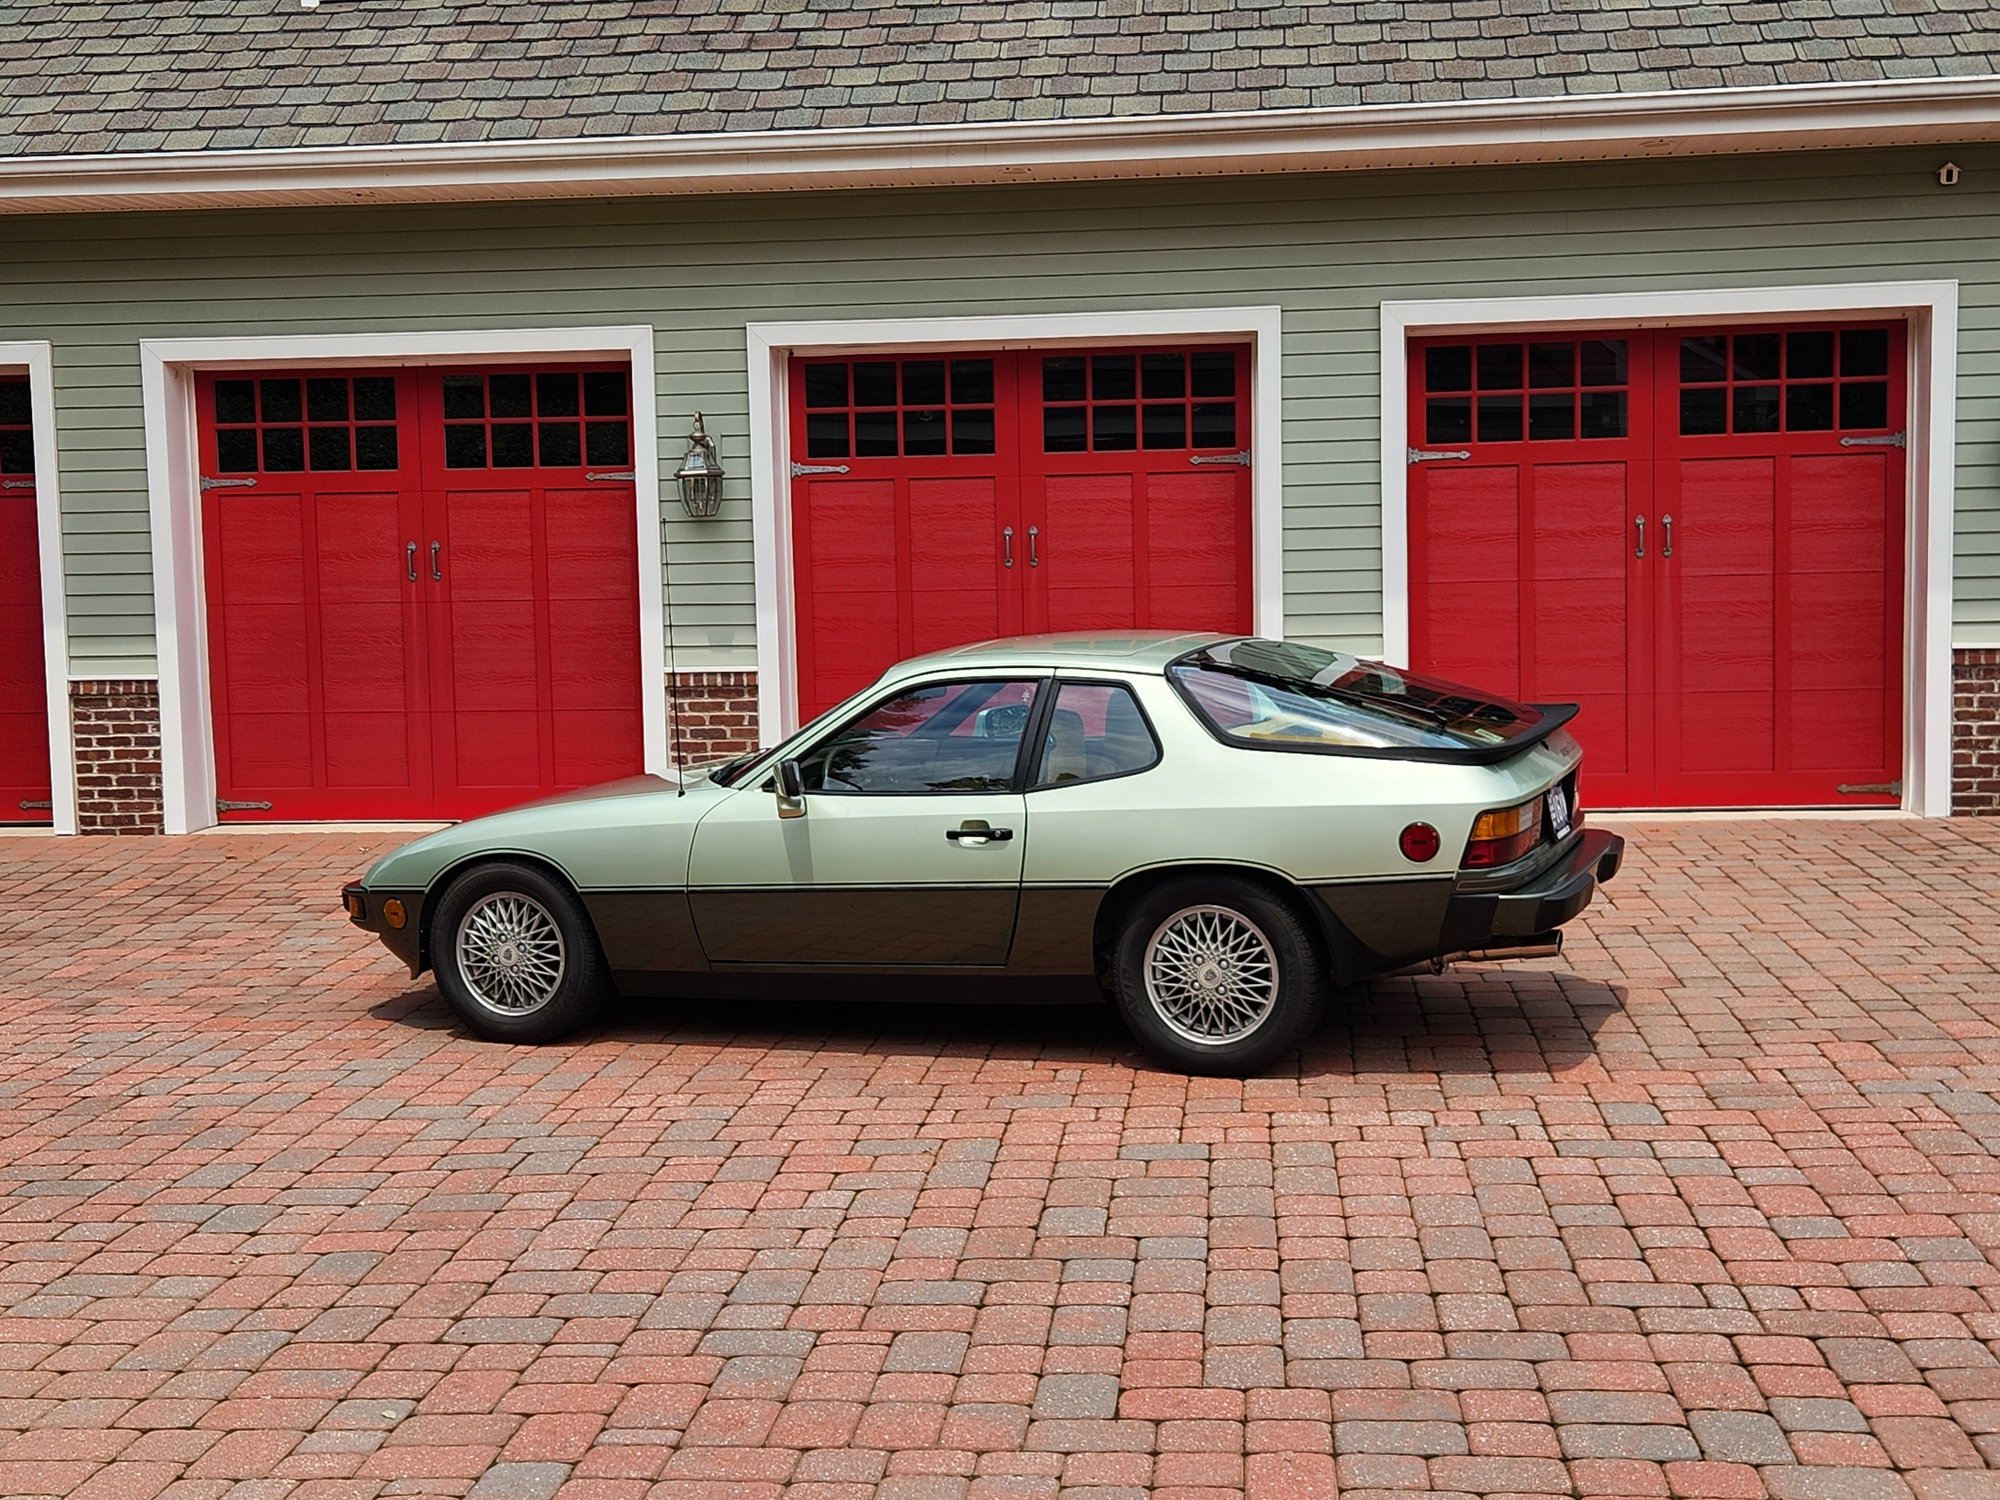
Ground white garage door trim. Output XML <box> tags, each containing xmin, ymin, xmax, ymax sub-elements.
<box><xmin>0</xmin><ymin>340</ymin><xmax>76</xmax><ymax>835</ymax></box>
<box><xmin>745</xmin><ymin>306</ymin><xmax>1286</xmax><ymax>742</ymax></box>
<box><xmin>1380</xmin><ymin>280</ymin><xmax>1959</xmax><ymax>819</ymax></box>
<box><xmin>141</xmin><ymin>325</ymin><xmax>666</xmax><ymax>835</ymax></box>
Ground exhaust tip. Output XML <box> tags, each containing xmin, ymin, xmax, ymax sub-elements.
<box><xmin>1440</xmin><ymin>931</ymin><xmax>1565</xmax><ymax>965</ymax></box>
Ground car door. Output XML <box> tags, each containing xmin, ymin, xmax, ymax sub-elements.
<box><xmin>687</xmin><ymin>676</ymin><xmax>1042</xmax><ymax>966</ymax></box>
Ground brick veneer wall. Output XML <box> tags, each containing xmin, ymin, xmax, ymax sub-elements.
<box><xmin>71</xmin><ymin>680</ymin><xmax>166</xmax><ymax>834</ymax></box>
<box><xmin>1956</xmin><ymin>648</ymin><xmax>2000</xmax><ymax>816</ymax></box>
<box><xmin>666</xmin><ymin>670</ymin><xmax>760</xmax><ymax>767</ymax></box>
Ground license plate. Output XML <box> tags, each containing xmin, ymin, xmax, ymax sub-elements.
<box><xmin>1546</xmin><ymin>783</ymin><xmax>1572</xmax><ymax>839</ymax></box>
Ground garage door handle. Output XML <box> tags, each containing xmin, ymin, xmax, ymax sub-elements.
<box><xmin>406</xmin><ymin>542</ymin><xmax>417</xmax><ymax>581</ymax></box>
<box><xmin>1661</xmin><ymin>515</ymin><xmax>1673</xmax><ymax>559</ymax></box>
<box><xmin>1633</xmin><ymin>515</ymin><xmax>1645</xmax><ymax>558</ymax></box>
<box><xmin>430</xmin><ymin>541</ymin><xmax>442</xmax><ymax>581</ymax></box>
<box><xmin>946</xmin><ymin>824</ymin><xmax>1013</xmax><ymax>843</ymax></box>
<box><xmin>1002</xmin><ymin>526</ymin><xmax>1014</xmax><ymax>568</ymax></box>
<box><xmin>1028</xmin><ymin>526</ymin><xmax>1040</xmax><ymax>567</ymax></box>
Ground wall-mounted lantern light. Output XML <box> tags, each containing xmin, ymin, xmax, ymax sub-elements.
<box><xmin>673</xmin><ymin>413</ymin><xmax>725</xmax><ymax>517</ymax></box>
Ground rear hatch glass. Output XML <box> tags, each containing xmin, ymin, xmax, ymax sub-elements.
<box><xmin>1169</xmin><ymin>638</ymin><xmax>1572</xmax><ymax>762</ymax></box>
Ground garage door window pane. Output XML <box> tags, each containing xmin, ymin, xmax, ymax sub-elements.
<box><xmin>491</xmin><ymin>424</ymin><xmax>535</xmax><ymax>468</ymax></box>
<box><xmin>353</xmin><ymin>378</ymin><xmax>396</xmax><ymax>422</ymax></box>
<box><xmin>1733</xmin><ymin>334</ymin><xmax>1780</xmax><ymax>382</ymax></box>
<box><xmin>445</xmin><ymin>425</ymin><xmax>486</xmax><ymax>468</ymax></box>
<box><xmin>1841</xmin><ymin>328</ymin><xmax>1890</xmax><ymax>377</ymax></box>
<box><xmin>952</xmin><ymin>408</ymin><xmax>995</xmax><ymax>455</ymax></box>
<box><xmin>582</xmin><ymin>372</ymin><xmax>630</xmax><ymax>416</ymax></box>
<box><xmin>1477</xmin><ymin>395</ymin><xmax>1522</xmax><ymax>443</ymax></box>
<box><xmin>308</xmin><ymin>426</ymin><xmax>351</xmax><ymax>471</ymax></box>
<box><xmin>1733</xmin><ymin>385</ymin><xmax>1780</xmax><ymax>434</ymax></box>
<box><xmin>1528</xmin><ymin>343</ymin><xmax>1574</xmax><ymax>388</ymax></box>
<box><xmin>804</xmin><ymin>364</ymin><xmax>847</xmax><ymax>409</ymax></box>
<box><xmin>488</xmin><ymin>375</ymin><xmax>533</xmax><ymax>420</ymax></box>
<box><xmin>1424</xmin><ymin>346</ymin><xmax>1471</xmax><ymax>393</ymax></box>
<box><xmin>536</xmin><ymin>373</ymin><xmax>580</xmax><ymax>417</ymax></box>
<box><xmin>806</xmin><ymin>413</ymin><xmax>848</xmax><ymax>459</ymax></box>
<box><xmin>0</xmin><ymin>430</ymin><xmax>32</xmax><ymax>474</ymax></box>
<box><xmin>1680</xmin><ymin>336</ymin><xmax>1728</xmax><ymax>384</ymax></box>
<box><xmin>1092</xmin><ymin>356</ymin><xmax>1136</xmax><ymax>401</ymax></box>
<box><xmin>1425</xmin><ymin>397</ymin><xmax>1471</xmax><ymax>445</ymax></box>
<box><xmin>354</xmin><ymin>427</ymin><xmax>398</xmax><ymax>470</ymax></box>
<box><xmin>442</xmin><ymin>376</ymin><xmax>484</xmax><ymax>420</ymax></box>
<box><xmin>1476</xmin><ymin>344</ymin><xmax>1522</xmax><ymax>390</ymax></box>
<box><xmin>1788</xmin><ymin>331</ymin><xmax>1835</xmax><ymax>380</ymax></box>
<box><xmin>1143</xmin><ymin>404</ymin><xmax>1187</xmax><ymax>450</ymax></box>
<box><xmin>1044</xmin><ymin>406</ymin><xmax>1086</xmax><ymax>453</ymax></box>
<box><xmin>1093</xmin><ymin>405</ymin><xmax>1136</xmax><ymax>451</ymax></box>
<box><xmin>306</xmin><ymin>379</ymin><xmax>349</xmax><ymax>423</ymax></box>
<box><xmin>903</xmin><ymin>409</ymin><xmax>947</xmax><ymax>456</ymax></box>
<box><xmin>1579</xmin><ymin>340</ymin><xmax>1628</xmax><ymax>387</ymax></box>
<box><xmin>213</xmin><ymin>380</ymin><xmax>256</xmax><ymax>425</ymax></box>
<box><xmin>902</xmin><ymin>361</ymin><xmax>946</xmax><ymax>406</ymax></box>
<box><xmin>259</xmin><ymin>380</ymin><xmax>302</xmax><ymax>424</ymax></box>
<box><xmin>1142</xmin><ymin>354</ymin><xmax>1185</xmax><ymax>399</ymax></box>
<box><xmin>1043</xmin><ymin>357</ymin><xmax>1087</xmax><ymax>403</ymax></box>
<box><xmin>802</xmin><ymin>678</ymin><xmax>1041</xmax><ymax>794</ymax></box>
<box><xmin>854</xmin><ymin>411</ymin><xmax>898</xmax><ymax>457</ymax></box>
<box><xmin>1579</xmin><ymin>390</ymin><xmax>1627</xmax><ymax>439</ymax></box>
<box><xmin>1680</xmin><ymin>387</ymin><xmax>1726</xmax><ymax>435</ymax></box>
<box><xmin>217</xmin><ymin>428</ymin><xmax>260</xmax><ymax>473</ymax></box>
<box><xmin>262</xmin><ymin>427</ymin><xmax>305</xmax><ymax>471</ymax></box>
<box><xmin>1840</xmin><ymin>381</ymin><xmax>1889</xmax><ymax>430</ymax></box>
<box><xmin>1528</xmin><ymin>393</ymin><xmax>1574</xmax><ymax>441</ymax></box>
<box><xmin>585</xmin><ymin>422</ymin><xmax>630</xmax><ymax>466</ymax></box>
<box><xmin>852</xmin><ymin>363</ymin><xmax>897</xmax><ymax>408</ymax></box>
<box><xmin>538</xmin><ymin>422</ymin><xmax>581</xmax><ymax>467</ymax></box>
<box><xmin>952</xmin><ymin>360</ymin><xmax>994</xmax><ymax>405</ymax></box>
<box><xmin>1192</xmin><ymin>402</ymin><xmax>1237</xmax><ymax>449</ymax></box>
<box><xmin>1786</xmin><ymin>384</ymin><xmax>1834</xmax><ymax>431</ymax></box>
<box><xmin>1190</xmin><ymin>352</ymin><xmax>1237</xmax><ymax>397</ymax></box>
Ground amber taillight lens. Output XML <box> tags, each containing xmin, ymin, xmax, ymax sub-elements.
<box><xmin>1462</xmin><ymin>797</ymin><xmax>1543</xmax><ymax>869</ymax></box>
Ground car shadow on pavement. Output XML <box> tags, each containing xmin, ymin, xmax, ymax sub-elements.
<box><xmin>368</xmin><ymin>962</ymin><xmax>1624</xmax><ymax>1077</ymax></box>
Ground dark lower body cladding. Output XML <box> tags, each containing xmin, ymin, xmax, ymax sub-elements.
<box><xmin>1313</xmin><ymin>827</ymin><xmax>1625</xmax><ymax>979</ymax></box>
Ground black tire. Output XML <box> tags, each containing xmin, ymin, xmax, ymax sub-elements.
<box><xmin>429</xmin><ymin>861</ymin><xmax>608</xmax><ymax>1043</ymax></box>
<box><xmin>1110</xmin><ymin>876</ymin><xmax>1329</xmax><ymax>1076</ymax></box>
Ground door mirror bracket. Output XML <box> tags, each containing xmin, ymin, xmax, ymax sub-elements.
<box><xmin>774</xmin><ymin>758</ymin><xmax>807</xmax><ymax>819</ymax></box>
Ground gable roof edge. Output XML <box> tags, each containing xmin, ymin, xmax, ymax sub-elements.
<box><xmin>3</xmin><ymin>75</ymin><xmax>1997</xmax><ymax>216</ymax></box>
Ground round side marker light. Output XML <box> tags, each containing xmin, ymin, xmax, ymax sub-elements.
<box><xmin>382</xmin><ymin>898</ymin><xmax>408</xmax><ymax>930</ymax></box>
<box><xmin>1399</xmin><ymin>822</ymin><xmax>1442</xmax><ymax>863</ymax></box>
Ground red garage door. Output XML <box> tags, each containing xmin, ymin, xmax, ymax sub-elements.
<box><xmin>198</xmin><ymin>366</ymin><xmax>644</xmax><ymax>821</ymax></box>
<box><xmin>1409</xmin><ymin>324</ymin><xmax>1905</xmax><ymax>809</ymax></box>
<box><xmin>0</xmin><ymin>379</ymin><xmax>52</xmax><ymax>824</ymax></box>
<box><xmin>789</xmin><ymin>346</ymin><xmax>1253</xmax><ymax>717</ymax></box>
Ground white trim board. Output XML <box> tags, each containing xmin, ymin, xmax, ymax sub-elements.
<box><xmin>1378</xmin><ymin>280</ymin><xmax>1959</xmax><ymax>818</ymax></box>
<box><xmin>0</xmin><ymin>341</ymin><xmax>76</xmax><ymax>835</ymax></box>
<box><xmin>744</xmin><ymin>307</ymin><xmax>1285</xmax><ymax>744</ymax></box>
<box><xmin>140</xmin><ymin>325</ymin><xmax>666</xmax><ymax>835</ymax></box>
<box><xmin>4</xmin><ymin>76</ymin><xmax>1998</xmax><ymax>214</ymax></box>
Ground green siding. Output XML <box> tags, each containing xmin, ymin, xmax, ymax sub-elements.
<box><xmin>2</xmin><ymin>142</ymin><xmax>1998</xmax><ymax>677</ymax></box>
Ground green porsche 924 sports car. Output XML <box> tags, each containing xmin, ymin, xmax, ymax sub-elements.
<box><xmin>343</xmin><ymin>633</ymin><xmax>1623</xmax><ymax>1074</ymax></box>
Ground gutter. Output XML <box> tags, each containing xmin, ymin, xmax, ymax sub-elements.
<box><xmin>3</xmin><ymin>75</ymin><xmax>1998</xmax><ymax>215</ymax></box>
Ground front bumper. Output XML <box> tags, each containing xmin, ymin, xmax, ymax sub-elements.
<box><xmin>340</xmin><ymin>881</ymin><xmax>427</xmax><ymax>976</ymax></box>
<box><xmin>1438</xmin><ymin>827</ymin><xmax>1624</xmax><ymax>951</ymax></box>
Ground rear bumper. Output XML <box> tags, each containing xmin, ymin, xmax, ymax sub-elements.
<box><xmin>1438</xmin><ymin>827</ymin><xmax>1624</xmax><ymax>951</ymax></box>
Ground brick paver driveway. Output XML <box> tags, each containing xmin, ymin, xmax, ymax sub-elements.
<box><xmin>3</xmin><ymin>819</ymin><xmax>2000</xmax><ymax>1500</ymax></box>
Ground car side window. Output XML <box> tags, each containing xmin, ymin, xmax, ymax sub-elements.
<box><xmin>1033</xmin><ymin>681</ymin><xmax>1161</xmax><ymax>788</ymax></box>
<box><xmin>799</xmin><ymin>678</ymin><xmax>1041</xmax><ymax>794</ymax></box>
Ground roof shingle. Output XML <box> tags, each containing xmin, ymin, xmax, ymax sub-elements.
<box><xmin>3</xmin><ymin>0</ymin><xmax>1998</xmax><ymax>159</ymax></box>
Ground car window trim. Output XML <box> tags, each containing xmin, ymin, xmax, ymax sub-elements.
<box><xmin>1028</xmin><ymin>674</ymin><xmax>1164</xmax><ymax>791</ymax></box>
<box><xmin>787</xmin><ymin>672</ymin><xmax>1054</xmax><ymax>798</ymax></box>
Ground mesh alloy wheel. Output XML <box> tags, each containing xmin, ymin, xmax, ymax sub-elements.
<box><xmin>1141</xmin><ymin>903</ymin><xmax>1282</xmax><ymax>1046</ymax></box>
<box><xmin>453</xmin><ymin>892</ymin><xmax>568</xmax><ymax>1016</ymax></box>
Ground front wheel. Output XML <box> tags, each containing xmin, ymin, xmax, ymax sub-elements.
<box><xmin>1110</xmin><ymin>877</ymin><xmax>1329</xmax><ymax>1076</ymax></box>
<box><xmin>430</xmin><ymin>861</ymin><xmax>607</xmax><ymax>1043</ymax></box>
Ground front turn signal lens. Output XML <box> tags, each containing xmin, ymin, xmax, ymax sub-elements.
<box><xmin>1463</xmin><ymin>797</ymin><xmax>1544</xmax><ymax>869</ymax></box>
<box><xmin>381</xmin><ymin>898</ymin><xmax>407</xmax><ymax>930</ymax></box>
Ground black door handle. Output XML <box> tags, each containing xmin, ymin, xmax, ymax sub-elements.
<box><xmin>946</xmin><ymin>825</ymin><xmax>1014</xmax><ymax>842</ymax></box>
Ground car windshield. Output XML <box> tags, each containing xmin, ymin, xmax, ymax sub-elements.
<box><xmin>1170</xmin><ymin>638</ymin><xmax>1551</xmax><ymax>755</ymax></box>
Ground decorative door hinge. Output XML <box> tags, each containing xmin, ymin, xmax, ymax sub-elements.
<box><xmin>1839</xmin><ymin>433</ymin><xmax>1906</xmax><ymax>449</ymax></box>
<box><xmin>17</xmin><ymin>799</ymin><xmax>52</xmax><ymax>811</ymax></box>
<box><xmin>216</xmin><ymin>798</ymin><xmax>273</xmax><ymax>813</ymax></box>
<box><xmin>586</xmin><ymin>470</ymin><xmax>637</xmax><ymax>482</ymax></box>
<box><xmin>1408</xmin><ymin>447</ymin><xmax>1472</xmax><ymax>464</ymax></box>
<box><xmin>1</xmin><ymin>479</ymin><xmax>33</xmax><ymax>490</ymax></box>
<box><xmin>790</xmin><ymin>462</ymin><xmax>850</xmax><ymax>477</ymax></box>
<box><xmin>200</xmin><ymin>476</ymin><xmax>257</xmax><ymax>492</ymax></box>
<box><xmin>1188</xmin><ymin>451</ymin><xmax>1251</xmax><ymax>468</ymax></box>
<box><xmin>1835</xmin><ymin>780</ymin><xmax>1902</xmax><ymax>797</ymax></box>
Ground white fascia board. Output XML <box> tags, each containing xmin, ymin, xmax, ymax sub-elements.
<box><xmin>3</xmin><ymin>76</ymin><xmax>1998</xmax><ymax>214</ymax></box>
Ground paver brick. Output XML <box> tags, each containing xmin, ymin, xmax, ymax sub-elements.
<box><xmin>4</xmin><ymin>820</ymin><xmax>2000</xmax><ymax>1500</ymax></box>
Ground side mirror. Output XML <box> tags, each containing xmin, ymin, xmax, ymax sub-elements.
<box><xmin>775</xmin><ymin>758</ymin><xmax>806</xmax><ymax>818</ymax></box>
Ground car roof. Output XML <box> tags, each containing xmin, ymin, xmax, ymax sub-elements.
<box><xmin>882</xmin><ymin>631</ymin><xmax>1232</xmax><ymax>680</ymax></box>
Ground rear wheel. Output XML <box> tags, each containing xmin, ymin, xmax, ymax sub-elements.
<box><xmin>431</xmin><ymin>861</ymin><xmax>607</xmax><ymax>1043</ymax></box>
<box><xmin>1110</xmin><ymin>876</ymin><xmax>1329</xmax><ymax>1076</ymax></box>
